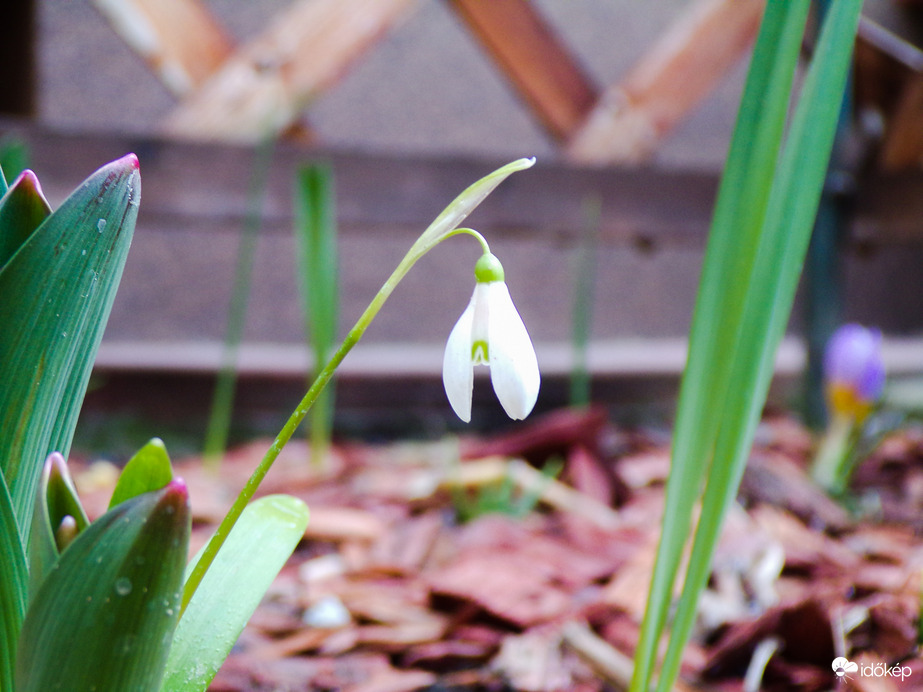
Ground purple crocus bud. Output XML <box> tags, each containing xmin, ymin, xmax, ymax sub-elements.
<box><xmin>824</xmin><ymin>323</ymin><xmax>885</xmax><ymax>421</ymax></box>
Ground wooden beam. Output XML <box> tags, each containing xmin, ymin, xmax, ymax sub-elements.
<box><xmin>162</xmin><ymin>0</ymin><xmax>417</xmax><ymax>142</ymax></box>
<box><xmin>446</xmin><ymin>0</ymin><xmax>597</xmax><ymax>142</ymax></box>
<box><xmin>855</xmin><ymin>18</ymin><xmax>923</xmax><ymax>171</ymax></box>
<box><xmin>566</xmin><ymin>0</ymin><xmax>764</xmax><ymax>165</ymax></box>
<box><xmin>92</xmin><ymin>0</ymin><xmax>234</xmax><ymax>97</ymax></box>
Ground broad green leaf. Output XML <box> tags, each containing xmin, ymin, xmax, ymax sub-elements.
<box><xmin>0</xmin><ymin>470</ymin><xmax>27</xmax><ymax>692</ymax></box>
<box><xmin>28</xmin><ymin>452</ymin><xmax>90</xmax><ymax>601</ymax></box>
<box><xmin>161</xmin><ymin>494</ymin><xmax>308</xmax><ymax>692</ymax></box>
<box><xmin>16</xmin><ymin>479</ymin><xmax>190</xmax><ymax>692</ymax></box>
<box><xmin>109</xmin><ymin>437</ymin><xmax>174</xmax><ymax>509</ymax></box>
<box><xmin>0</xmin><ymin>154</ymin><xmax>139</xmax><ymax>545</ymax></box>
<box><xmin>0</xmin><ymin>169</ymin><xmax>52</xmax><ymax>271</ymax></box>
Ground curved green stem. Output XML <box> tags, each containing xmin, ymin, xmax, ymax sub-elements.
<box><xmin>181</xmin><ymin>229</ymin><xmax>483</xmax><ymax>614</ymax></box>
<box><xmin>446</xmin><ymin>227</ymin><xmax>491</xmax><ymax>255</ymax></box>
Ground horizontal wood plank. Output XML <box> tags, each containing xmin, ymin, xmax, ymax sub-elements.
<box><xmin>4</xmin><ymin>123</ymin><xmax>923</xmax><ymax>376</ymax></box>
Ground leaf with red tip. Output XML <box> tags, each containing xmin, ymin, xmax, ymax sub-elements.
<box><xmin>16</xmin><ymin>478</ymin><xmax>190</xmax><ymax>692</ymax></box>
<box><xmin>27</xmin><ymin>452</ymin><xmax>90</xmax><ymax>601</ymax></box>
<box><xmin>0</xmin><ymin>169</ymin><xmax>51</xmax><ymax>271</ymax></box>
<box><xmin>0</xmin><ymin>154</ymin><xmax>140</xmax><ymax>545</ymax></box>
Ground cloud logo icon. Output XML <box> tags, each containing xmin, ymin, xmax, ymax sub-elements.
<box><xmin>832</xmin><ymin>657</ymin><xmax>859</xmax><ymax>677</ymax></box>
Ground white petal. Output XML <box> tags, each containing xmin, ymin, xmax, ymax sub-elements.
<box><xmin>442</xmin><ymin>289</ymin><xmax>477</xmax><ymax>422</ymax></box>
<box><xmin>485</xmin><ymin>282</ymin><xmax>540</xmax><ymax>420</ymax></box>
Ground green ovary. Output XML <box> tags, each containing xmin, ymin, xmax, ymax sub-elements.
<box><xmin>471</xmin><ymin>340</ymin><xmax>489</xmax><ymax>364</ymax></box>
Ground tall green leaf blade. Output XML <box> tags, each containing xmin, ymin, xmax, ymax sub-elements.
<box><xmin>652</xmin><ymin>2</ymin><xmax>863</xmax><ymax>690</ymax></box>
<box><xmin>0</xmin><ymin>154</ymin><xmax>139</xmax><ymax>544</ymax></box>
<box><xmin>0</xmin><ymin>470</ymin><xmax>27</xmax><ymax>692</ymax></box>
<box><xmin>630</xmin><ymin>3</ymin><xmax>810</xmax><ymax>688</ymax></box>
<box><xmin>0</xmin><ymin>170</ymin><xmax>52</xmax><ymax>271</ymax></box>
<box><xmin>109</xmin><ymin>438</ymin><xmax>174</xmax><ymax>509</ymax></box>
<box><xmin>295</xmin><ymin>164</ymin><xmax>338</xmax><ymax>465</ymax></box>
<box><xmin>161</xmin><ymin>494</ymin><xmax>308</xmax><ymax>692</ymax></box>
<box><xmin>202</xmin><ymin>138</ymin><xmax>275</xmax><ymax>463</ymax></box>
<box><xmin>16</xmin><ymin>479</ymin><xmax>190</xmax><ymax>692</ymax></box>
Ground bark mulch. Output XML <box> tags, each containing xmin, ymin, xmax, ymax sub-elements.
<box><xmin>73</xmin><ymin>406</ymin><xmax>923</xmax><ymax>691</ymax></box>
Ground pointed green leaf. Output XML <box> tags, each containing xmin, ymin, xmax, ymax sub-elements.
<box><xmin>0</xmin><ymin>155</ymin><xmax>139</xmax><ymax>545</ymax></box>
<box><xmin>28</xmin><ymin>452</ymin><xmax>90</xmax><ymax>600</ymax></box>
<box><xmin>16</xmin><ymin>478</ymin><xmax>190</xmax><ymax>692</ymax></box>
<box><xmin>109</xmin><ymin>438</ymin><xmax>174</xmax><ymax>509</ymax></box>
<box><xmin>161</xmin><ymin>494</ymin><xmax>308</xmax><ymax>692</ymax></box>
<box><xmin>0</xmin><ymin>470</ymin><xmax>27</xmax><ymax>692</ymax></box>
<box><xmin>0</xmin><ymin>169</ymin><xmax>52</xmax><ymax>271</ymax></box>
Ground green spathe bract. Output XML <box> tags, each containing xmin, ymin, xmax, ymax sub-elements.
<box><xmin>16</xmin><ymin>479</ymin><xmax>190</xmax><ymax>692</ymax></box>
<box><xmin>162</xmin><ymin>494</ymin><xmax>309</xmax><ymax>692</ymax></box>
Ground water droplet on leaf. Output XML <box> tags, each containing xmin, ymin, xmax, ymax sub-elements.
<box><xmin>115</xmin><ymin>577</ymin><xmax>132</xmax><ymax>596</ymax></box>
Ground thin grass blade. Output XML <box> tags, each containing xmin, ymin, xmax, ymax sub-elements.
<box><xmin>294</xmin><ymin>164</ymin><xmax>338</xmax><ymax>466</ymax></box>
<box><xmin>654</xmin><ymin>2</ymin><xmax>863</xmax><ymax>690</ymax></box>
<box><xmin>203</xmin><ymin>138</ymin><xmax>274</xmax><ymax>463</ymax></box>
<box><xmin>630</xmin><ymin>3</ymin><xmax>810</xmax><ymax>688</ymax></box>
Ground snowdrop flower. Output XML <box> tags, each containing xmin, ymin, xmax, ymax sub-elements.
<box><xmin>824</xmin><ymin>323</ymin><xmax>885</xmax><ymax>422</ymax></box>
<box><xmin>443</xmin><ymin>252</ymin><xmax>540</xmax><ymax>422</ymax></box>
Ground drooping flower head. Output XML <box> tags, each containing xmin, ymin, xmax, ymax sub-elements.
<box><xmin>442</xmin><ymin>252</ymin><xmax>540</xmax><ymax>422</ymax></box>
<box><xmin>824</xmin><ymin>323</ymin><xmax>885</xmax><ymax>421</ymax></box>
